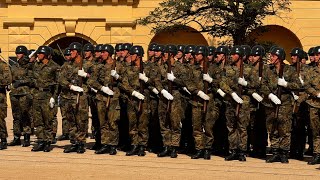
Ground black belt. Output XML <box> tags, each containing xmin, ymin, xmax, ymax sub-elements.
<box><xmin>35</xmin><ymin>87</ymin><xmax>51</xmax><ymax>91</ymax></box>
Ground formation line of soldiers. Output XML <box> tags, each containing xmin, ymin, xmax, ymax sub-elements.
<box><xmin>1</xmin><ymin>42</ymin><xmax>320</xmax><ymax>166</ymax></box>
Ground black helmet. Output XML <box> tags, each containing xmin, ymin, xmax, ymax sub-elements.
<box><xmin>177</xmin><ymin>45</ymin><xmax>186</xmax><ymax>53</ymax></box>
<box><xmin>155</xmin><ymin>44</ymin><xmax>165</xmax><ymax>52</ymax></box>
<box><xmin>230</xmin><ymin>46</ymin><xmax>244</xmax><ymax>57</ymax></box>
<box><xmin>269</xmin><ymin>45</ymin><xmax>278</xmax><ymax>53</ymax></box>
<box><xmin>95</xmin><ymin>44</ymin><xmax>103</xmax><ymax>52</ymax></box>
<box><xmin>83</xmin><ymin>43</ymin><xmax>94</xmax><ymax>53</ymax></box>
<box><xmin>290</xmin><ymin>47</ymin><xmax>304</xmax><ymax>59</ymax></box>
<box><xmin>184</xmin><ymin>45</ymin><xmax>196</xmax><ymax>54</ymax></box>
<box><xmin>64</xmin><ymin>47</ymin><xmax>71</xmax><ymax>56</ymax></box>
<box><xmin>195</xmin><ymin>46</ymin><xmax>208</xmax><ymax>56</ymax></box>
<box><xmin>69</xmin><ymin>42</ymin><xmax>82</xmax><ymax>52</ymax></box>
<box><xmin>251</xmin><ymin>45</ymin><xmax>265</xmax><ymax>56</ymax></box>
<box><xmin>271</xmin><ymin>47</ymin><xmax>286</xmax><ymax>60</ymax></box>
<box><xmin>148</xmin><ymin>43</ymin><xmax>157</xmax><ymax>51</ymax></box>
<box><xmin>121</xmin><ymin>43</ymin><xmax>132</xmax><ymax>51</ymax></box>
<box><xmin>37</xmin><ymin>46</ymin><xmax>51</xmax><ymax>56</ymax></box>
<box><xmin>207</xmin><ymin>46</ymin><xmax>216</xmax><ymax>56</ymax></box>
<box><xmin>241</xmin><ymin>45</ymin><xmax>251</xmax><ymax>57</ymax></box>
<box><xmin>308</xmin><ymin>47</ymin><xmax>315</xmax><ymax>56</ymax></box>
<box><xmin>313</xmin><ymin>46</ymin><xmax>320</xmax><ymax>55</ymax></box>
<box><xmin>303</xmin><ymin>51</ymin><xmax>308</xmax><ymax>60</ymax></box>
<box><xmin>215</xmin><ymin>46</ymin><xmax>228</xmax><ymax>55</ymax></box>
<box><xmin>15</xmin><ymin>45</ymin><xmax>28</xmax><ymax>55</ymax></box>
<box><xmin>115</xmin><ymin>43</ymin><xmax>123</xmax><ymax>52</ymax></box>
<box><xmin>101</xmin><ymin>44</ymin><xmax>114</xmax><ymax>55</ymax></box>
<box><xmin>130</xmin><ymin>46</ymin><xmax>144</xmax><ymax>57</ymax></box>
<box><xmin>165</xmin><ymin>44</ymin><xmax>178</xmax><ymax>56</ymax></box>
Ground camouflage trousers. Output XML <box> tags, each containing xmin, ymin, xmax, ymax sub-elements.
<box><xmin>309</xmin><ymin>106</ymin><xmax>320</xmax><ymax>154</ymax></box>
<box><xmin>0</xmin><ymin>92</ymin><xmax>8</xmax><ymax>139</ymax></box>
<box><xmin>192</xmin><ymin>94</ymin><xmax>219</xmax><ymax>150</ymax></box>
<box><xmin>52</xmin><ymin>105</ymin><xmax>58</xmax><ymax>134</ymax></box>
<box><xmin>225</xmin><ymin>95</ymin><xmax>250</xmax><ymax>151</ymax></box>
<box><xmin>89</xmin><ymin>95</ymin><xmax>99</xmax><ymax>138</ymax></box>
<box><xmin>33</xmin><ymin>98</ymin><xmax>54</xmax><ymax>142</ymax></box>
<box><xmin>96</xmin><ymin>98</ymin><xmax>120</xmax><ymax>146</ymax></box>
<box><xmin>158</xmin><ymin>91</ymin><xmax>183</xmax><ymax>147</ymax></box>
<box><xmin>59</xmin><ymin>98</ymin><xmax>70</xmax><ymax>135</ymax></box>
<box><xmin>61</xmin><ymin>94</ymin><xmax>89</xmax><ymax>143</ymax></box>
<box><xmin>10</xmin><ymin>94</ymin><xmax>32</xmax><ymax>136</ymax></box>
<box><xmin>127</xmin><ymin>97</ymin><xmax>149</xmax><ymax>146</ymax></box>
<box><xmin>265</xmin><ymin>104</ymin><xmax>292</xmax><ymax>151</ymax></box>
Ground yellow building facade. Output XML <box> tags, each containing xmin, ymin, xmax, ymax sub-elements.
<box><xmin>0</xmin><ymin>0</ymin><xmax>318</xmax><ymax>59</ymax></box>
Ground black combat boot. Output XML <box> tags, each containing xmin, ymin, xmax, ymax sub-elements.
<box><xmin>157</xmin><ymin>146</ymin><xmax>170</xmax><ymax>157</ymax></box>
<box><xmin>52</xmin><ymin>133</ymin><xmax>57</xmax><ymax>144</ymax></box>
<box><xmin>95</xmin><ymin>145</ymin><xmax>109</xmax><ymax>154</ymax></box>
<box><xmin>126</xmin><ymin>145</ymin><xmax>139</xmax><ymax>156</ymax></box>
<box><xmin>43</xmin><ymin>142</ymin><xmax>52</xmax><ymax>152</ymax></box>
<box><xmin>225</xmin><ymin>149</ymin><xmax>239</xmax><ymax>161</ymax></box>
<box><xmin>266</xmin><ymin>149</ymin><xmax>281</xmax><ymax>163</ymax></box>
<box><xmin>238</xmin><ymin>151</ymin><xmax>247</xmax><ymax>162</ymax></box>
<box><xmin>203</xmin><ymin>149</ymin><xmax>211</xmax><ymax>160</ymax></box>
<box><xmin>8</xmin><ymin>135</ymin><xmax>21</xmax><ymax>146</ymax></box>
<box><xmin>0</xmin><ymin>138</ymin><xmax>7</xmax><ymax>150</ymax></box>
<box><xmin>63</xmin><ymin>144</ymin><xmax>78</xmax><ymax>153</ymax></box>
<box><xmin>170</xmin><ymin>147</ymin><xmax>178</xmax><ymax>158</ymax></box>
<box><xmin>138</xmin><ymin>145</ymin><xmax>146</xmax><ymax>156</ymax></box>
<box><xmin>308</xmin><ymin>154</ymin><xmax>320</xmax><ymax>165</ymax></box>
<box><xmin>31</xmin><ymin>141</ymin><xmax>46</xmax><ymax>152</ymax></box>
<box><xmin>90</xmin><ymin>135</ymin><xmax>102</xmax><ymax>150</ymax></box>
<box><xmin>280</xmin><ymin>150</ymin><xmax>289</xmax><ymax>163</ymax></box>
<box><xmin>191</xmin><ymin>149</ymin><xmax>204</xmax><ymax>159</ymax></box>
<box><xmin>57</xmin><ymin>134</ymin><xmax>69</xmax><ymax>141</ymax></box>
<box><xmin>77</xmin><ymin>143</ymin><xmax>86</xmax><ymax>154</ymax></box>
<box><xmin>109</xmin><ymin>146</ymin><xmax>117</xmax><ymax>155</ymax></box>
<box><xmin>22</xmin><ymin>134</ymin><xmax>30</xmax><ymax>147</ymax></box>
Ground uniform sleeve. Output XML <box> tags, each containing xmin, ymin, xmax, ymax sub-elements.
<box><xmin>87</xmin><ymin>64</ymin><xmax>104</xmax><ymax>91</ymax></box>
<box><xmin>0</xmin><ymin>63</ymin><xmax>12</xmax><ymax>86</ymax></box>
<box><xmin>58</xmin><ymin>64</ymin><xmax>71</xmax><ymax>90</ymax></box>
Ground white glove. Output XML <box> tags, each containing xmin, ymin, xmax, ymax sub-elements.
<box><xmin>183</xmin><ymin>87</ymin><xmax>191</xmax><ymax>95</ymax></box>
<box><xmin>161</xmin><ymin>89</ymin><xmax>174</xmax><ymax>100</ymax></box>
<box><xmin>252</xmin><ymin>92</ymin><xmax>263</xmax><ymax>102</ymax></box>
<box><xmin>152</xmin><ymin>88</ymin><xmax>159</xmax><ymax>95</ymax></box>
<box><xmin>70</xmin><ymin>85</ymin><xmax>83</xmax><ymax>92</ymax></box>
<box><xmin>292</xmin><ymin>92</ymin><xmax>299</xmax><ymax>101</ymax></box>
<box><xmin>203</xmin><ymin>73</ymin><xmax>213</xmax><ymax>83</ymax></box>
<box><xmin>299</xmin><ymin>76</ymin><xmax>304</xmax><ymax>86</ymax></box>
<box><xmin>217</xmin><ymin>88</ymin><xmax>226</xmax><ymax>97</ymax></box>
<box><xmin>238</xmin><ymin>77</ymin><xmax>248</xmax><ymax>86</ymax></box>
<box><xmin>197</xmin><ymin>90</ymin><xmax>210</xmax><ymax>101</ymax></box>
<box><xmin>132</xmin><ymin>90</ymin><xmax>145</xmax><ymax>100</ymax></box>
<box><xmin>268</xmin><ymin>93</ymin><xmax>281</xmax><ymax>105</ymax></box>
<box><xmin>91</xmin><ymin>88</ymin><xmax>98</xmax><ymax>93</ymax></box>
<box><xmin>277</xmin><ymin>78</ymin><xmax>288</xmax><ymax>87</ymax></box>
<box><xmin>78</xmin><ymin>68</ymin><xmax>88</xmax><ymax>78</ymax></box>
<box><xmin>101</xmin><ymin>86</ymin><xmax>114</xmax><ymax>96</ymax></box>
<box><xmin>231</xmin><ymin>92</ymin><xmax>243</xmax><ymax>104</ymax></box>
<box><xmin>317</xmin><ymin>93</ymin><xmax>320</xmax><ymax>98</ymax></box>
<box><xmin>49</xmin><ymin>97</ymin><xmax>55</xmax><ymax>108</ymax></box>
<box><xmin>139</xmin><ymin>72</ymin><xmax>149</xmax><ymax>83</ymax></box>
<box><xmin>167</xmin><ymin>71</ymin><xmax>176</xmax><ymax>82</ymax></box>
<box><xmin>259</xmin><ymin>77</ymin><xmax>262</xmax><ymax>82</ymax></box>
<box><xmin>111</xmin><ymin>69</ymin><xmax>120</xmax><ymax>80</ymax></box>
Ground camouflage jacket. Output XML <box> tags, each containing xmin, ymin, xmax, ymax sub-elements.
<box><xmin>0</xmin><ymin>60</ymin><xmax>12</xmax><ymax>91</ymax></box>
<box><xmin>88</xmin><ymin>60</ymin><xmax>126</xmax><ymax>102</ymax></box>
<box><xmin>32</xmin><ymin>59</ymin><xmax>60</xmax><ymax>100</ymax></box>
<box><xmin>10</xmin><ymin>57</ymin><xmax>34</xmax><ymax>96</ymax></box>
<box><xmin>83</xmin><ymin>59</ymin><xmax>97</xmax><ymax>95</ymax></box>
<box><xmin>305</xmin><ymin>66</ymin><xmax>320</xmax><ymax>108</ymax></box>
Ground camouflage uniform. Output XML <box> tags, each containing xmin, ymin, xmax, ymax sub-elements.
<box><xmin>0</xmin><ymin>60</ymin><xmax>12</xmax><ymax>146</ymax></box>
<box><xmin>88</xmin><ymin>61</ymin><xmax>126</xmax><ymax>147</ymax></box>
<box><xmin>9</xmin><ymin>57</ymin><xmax>33</xmax><ymax>139</ymax></box>
<box><xmin>59</xmin><ymin>57</ymin><xmax>89</xmax><ymax>144</ymax></box>
<box><xmin>219</xmin><ymin>64</ymin><xmax>259</xmax><ymax>153</ymax></box>
<box><xmin>32</xmin><ymin>59</ymin><xmax>59</xmax><ymax>143</ymax></box>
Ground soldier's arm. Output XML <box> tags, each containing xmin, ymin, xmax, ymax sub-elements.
<box><xmin>58</xmin><ymin>64</ymin><xmax>72</xmax><ymax>89</ymax></box>
<box><xmin>87</xmin><ymin>64</ymin><xmax>104</xmax><ymax>90</ymax></box>
<box><xmin>286</xmin><ymin>66</ymin><xmax>302</xmax><ymax>90</ymax></box>
<box><xmin>0</xmin><ymin>63</ymin><xmax>12</xmax><ymax>86</ymax></box>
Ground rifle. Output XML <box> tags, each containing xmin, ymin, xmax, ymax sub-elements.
<box><xmin>203</xmin><ymin>56</ymin><xmax>209</xmax><ymax>114</ymax></box>
<box><xmin>257</xmin><ymin>57</ymin><xmax>264</xmax><ymax>109</ymax></box>
<box><xmin>275</xmin><ymin>62</ymin><xmax>284</xmax><ymax>118</ymax></box>
<box><xmin>76</xmin><ymin>55</ymin><xmax>83</xmax><ymax>108</ymax></box>
<box><xmin>235</xmin><ymin>56</ymin><xmax>244</xmax><ymax>118</ymax></box>
<box><xmin>57</xmin><ymin>44</ymin><xmax>66</xmax><ymax>61</ymax></box>
<box><xmin>106</xmin><ymin>56</ymin><xmax>116</xmax><ymax>109</ymax></box>
<box><xmin>167</xmin><ymin>53</ymin><xmax>173</xmax><ymax>114</ymax></box>
<box><xmin>292</xmin><ymin>61</ymin><xmax>300</xmax><ymax>113</ymax></box>
<box><xmin>138</xmin><ymin>56</ymin><xmax>144</xmax><ymax>113</ymax></box>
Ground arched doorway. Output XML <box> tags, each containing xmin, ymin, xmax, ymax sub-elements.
<box><xmin>150</xmin><ymin>26</ymin><xmax>208</xmax><ymax>46</ymax></box>
<box><xmin>47</xmin><ymin>36</ymin><xmax>92</xmax><ymax>66</ymax></box>
<box><xmin>249</xmin><ymin>25</ymin><xmax>302</xmax><ymax>62</ymax></box>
